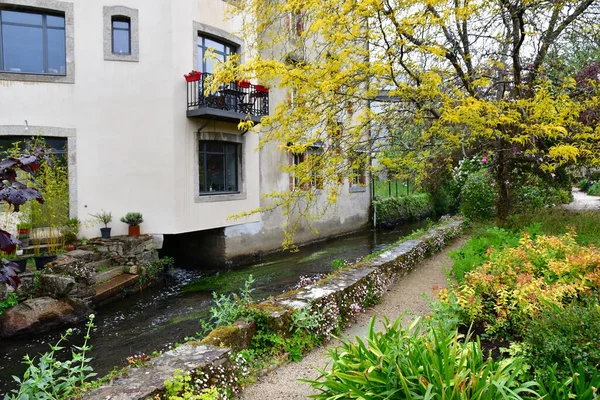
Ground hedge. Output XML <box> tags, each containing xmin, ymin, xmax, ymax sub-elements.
<box><xmin>374</xmin><ymin>193</ymin><xmax>435</xmax><ymax>227</ymax></box>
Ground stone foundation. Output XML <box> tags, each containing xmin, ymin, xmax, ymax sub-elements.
<box><xmin>0</xmin><ymin>235</ymin><xmax>160</xmax><ymax>338</ymax></box>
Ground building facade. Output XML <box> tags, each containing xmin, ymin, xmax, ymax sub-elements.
<box><xmin>0</xmin><ymin>0</ymin><xmax>370</xmax><ymax>266</ymax></box>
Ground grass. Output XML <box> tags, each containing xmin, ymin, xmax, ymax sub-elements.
<box><xmin>507</xmin><ymin>208</ymin><xmax>600</xmax><ymax>246</ymax></box>
<box><xmin>373</xmin><ymin>179</ymin><xmax>413</xmax><ymax>198</ymax></box>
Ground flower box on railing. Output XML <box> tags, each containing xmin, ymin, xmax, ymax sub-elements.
<box><xmin>236</xmin><ymin>79</ymin><xmax>251</xmax><ymax>88</ymax></box>
<box><xmin>255</xmin><ymin>84</ymin><xmax>269</xmax><ymax>93</ymax></box>
<box><xmin>184</xmin><ymin>70</ymin><xmax>202</xmax><ymax>82</ymax></box>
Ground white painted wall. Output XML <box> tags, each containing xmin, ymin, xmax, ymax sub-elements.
<box><xmin>0</xmin><ymin>0</ymin><xmax>368</xmax><ymax>256</ymax></box>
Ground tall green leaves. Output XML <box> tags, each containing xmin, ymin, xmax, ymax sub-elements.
<box><xmin>307</xmin><ymin>316</ymin><xmax>538</xmax><ymax>399</ymax></box>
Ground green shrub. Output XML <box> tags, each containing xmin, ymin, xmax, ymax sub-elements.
<box><xmin>524</xmin><ymin>300</ymin><xmax>600</xmax><ymax>384</ymax></box>
<box><xmin>0</xmin><ymin>292</ymin><xmax>18</xmax><ymax>316</ymax></box>
<box><xmin>588</xmin><ymin>181</ymin><xmax>600</xmax><ymax>196</ymax></box>
<box><xmin>448</xmin><ymin>226</ymin><xmax>521</xmax><ymax>283</ymax></box>
<box><xmin>536</xmin><ymin>362</ymin><xmax>600</xmax><ymax>400</ymax></box>
<box><xmin>459</xmin><ymin>170</ymin><xmax>495</xmax><ymax>220</ymax></box>
<box><xmin>308</xmin><ymin>316</ymin><xmax>537</xmax><ymax>399</ymax></box>
<box><xmin>579</xmin><ymin>178</ymin><xmax>591</xmax><ymax>191</ymax></box>
<box><xmin>374</xmin><ymin>193</ymin><xmax>434</xmax><ymax>227</ymax></box>
<box><xmin>8</xmin><ymin>315</ymin><xmax>96</xmax><ymax>399</ymax></box>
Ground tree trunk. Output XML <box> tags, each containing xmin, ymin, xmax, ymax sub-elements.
<box><xmin>495</xmin><ymin>143</ymin><xmax>512</xmax><ymax>221</ymax></box>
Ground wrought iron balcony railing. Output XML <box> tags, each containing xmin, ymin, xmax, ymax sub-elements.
<box><xmin>186</xmin><ymin>72</ymin><xmax>269</xmax><ymax>123</ymax></box>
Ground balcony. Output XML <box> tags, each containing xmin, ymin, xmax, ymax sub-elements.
<box><xmin>186</xmin><ymin>72</ymin><xmax>269</xmax><ymax>123</ymax></box>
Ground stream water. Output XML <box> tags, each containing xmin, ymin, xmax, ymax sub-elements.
<box><xmin>0</xmin><ymin>220</ymin><xmax>432</xmax><ymax>394</ymax></box>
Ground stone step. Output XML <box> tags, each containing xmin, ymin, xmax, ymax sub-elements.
<box><xmin>94</xmin><ymin>265</ymin><xmax>124</xmax><ymax>284</ymax></box>
<box><xmin>94</xmin><ymin>274</ymin><xmax>138</xmax><ymax>304</ymax></box>
<box><xmin>89</xmin><ymin>259</ymin><xmax>113</xmax><ymax>272</ymax></box>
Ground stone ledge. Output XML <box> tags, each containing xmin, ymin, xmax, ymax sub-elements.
<box><xmin>84</xmin><ymin>218</ymin><xmax>464</xmax><ymax>398</ymax></box>
<box><xmin>84</xmin><ymin>344</ymin><xmax>230</xmax><ymax>400</ymax></box>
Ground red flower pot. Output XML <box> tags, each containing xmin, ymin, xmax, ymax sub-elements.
<box><xmin>184</xmin><ymin>71</ymin><xmax>202</xmax><ymax>82</ymax></box>
<box><xmin>128</xmin><ymin>225</ymin><xmax>140</xmax><ymax>237</ymax></box>
<box><xmin>237</xmin><ymin>80</ymin><xmax>251</xmax><ymax>88</ymax></box>
<box><xmin>255</xmin><ymin>85</ymin><xmax>269</xmax><ymax>93</ymax></box>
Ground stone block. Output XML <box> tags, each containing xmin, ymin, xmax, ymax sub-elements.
<box><xmin>0</xmin><ymin>283</ymin><xmax>14</xmax><ymax>301</ymax></box>
<box><xmin>84</xmin><ymin>344</ymin><xmax>230</xmax><ymax>400</ymax></box>
<box><xmin>15</xmin><ymin>272</ymin><xmax>37</xmax><ymax>299</ymax></box>
<box><xmin>39</xmin><ymin>274</ymin><xmax>76</xmax><ymax>298</ymax></box>
<box><xmin>46</xmin><ymin>257</ymin><xmax>95</xmax><ymax>285</ymax></box>
<box><xmin>200</xmin><ymin>319</ymin><xmax>257</xmax><ymax>351</ymax></box>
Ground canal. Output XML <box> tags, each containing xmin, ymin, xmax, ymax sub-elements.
<box><xmin>0</xmin><ymin>219</ymin><xmax>432</xmax><ymax>394</ymax></box>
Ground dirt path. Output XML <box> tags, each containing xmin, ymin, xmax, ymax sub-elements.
<box><xmin>563</xmin><ymin>188</ymin><xmax>600</xmax><ymax>211</ymax></box>
<box><xmin>240</xmin><ymin>236</ymin><xmax>468</xmax><ymax>400</ymax></box>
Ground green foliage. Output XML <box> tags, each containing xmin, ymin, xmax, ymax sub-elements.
<box><xmin>588</xmin><ymin>181</ymin><xmax>600</xmax><ymax>196</ymax></box>
<box><xmin>137</xmin><ymin>257</ymin><xmax>175</xmax><ymax>287</ymax></box>
<box><xmin>442</xmin><ymin>232</ymin><xmax>600</xmax><ymax>338</ymax></box>
<box><xmin>459</xmin><ymin>169</ymin><xmax>496</xmax><ymax>220</ymax></box>
<box><xmin>120</xmin><ymin>212</ymin><xmax>144</xmax><ymax>226</ymax></box>
<box><xmin>535</xmin><ymin>362</ymin><xmax>600</xmax><ymax>400</ymax></box>
<box><xmin>307</xmin><ymin>316</ymin><xmax>537</xmax><ymax>399</ymax></box>
<box><xmin>374</xmin><ymin>193</ymin><xmax>434</xmax><ymax>227</ymax></box>
<box><xmin>201</xmin><ymin>275</ymin><xmax>256</xmax><ymax>333</ymax></box>
<box><xmin>7</xmin><ymin>314</ymin><xmax>96</xmax><ymax>399</ymax></box>
<box><xmin>523</xmin><ymin>299</ymin><xmax>600</xmax><ymax>384</ymax></box>
<box><xmin>89</xmin><ymin>210</ymin><xmax>112</xmax><ymax>228</ymax></box>
<box><xmin>27</xmin><ymin>152</ymin><xmax>69</xmax><ymax>230</ymax></box>
<box><xmin>579</xmin><ymin>178</ymin><xmax>592</xmax><ymax>191</ymax></box>
<box><xmin>0</xmin><ymin>292</ymin><xmax>18</xmax><ymax>316</ymax></box>
<box><xmin>448</xmin><ymin>226</ymin><xmax>521</xmax><ymax>283</ymax></box>
<box><xmin>507</xmin><ymin>208</ymin><xmax>600</xmax><ymax>246</ymax></box>
<box><xmin>164</xmin><ymin>370</ymin><xmax>220</xmax><ymax>400</ymax></box>
<box><xmin>330</xmin><ymin>258</ymin><xmax>345</xmax><ymax>270</ymax></box>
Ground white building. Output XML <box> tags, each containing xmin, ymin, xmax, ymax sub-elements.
<box><xmin>0</xmin><ymin>0</ymin><xmax>371</xmax><ymax>266</ymax></box>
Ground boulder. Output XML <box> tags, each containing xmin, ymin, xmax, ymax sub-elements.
<box><xmin>15</xmin><ymin>272</ymin><xmax>37</xmax><ymax>299</ymax></box>
<box><xmin>46</xmin><ymin>256</ymin><xmax>95</xmax><ymax>285</ymax></box>
<box><xmin>0</xmin><ymin>296</ymin><xmax>90</xmax><ymax>338</ymax></box>
<box><xmin>39</xmin><ymin>274</ymin><xmax>76</xmax><ymax>297</ymax></box>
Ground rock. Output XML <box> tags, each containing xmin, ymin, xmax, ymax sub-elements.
<box><xmin>0</xmin><ymin>283</ymin><xmax>14</xmax><ymax>301</ymax></box>
<box><xmin>46</xmin><ymin>256</ymin><xmax>95</xmax><ymax>285</ymax></box>
<box><xmin>15</xmin><ymin>272</ymin><xmax>37</xmax><ymax>299</ymax></box>
<box><xmin>39</xmin><ymin>274</ymin><xmax>76</xmax><ymax>297</ymax></box>
<box><xmin>200</xmin><ymin>319</ymin><xmax>256</xmax><ymax>351</ymax></box>
<box><xmin>0</xmin><ymin>297</ymin><xmax>90</xmax><ymax>338</ymax></box>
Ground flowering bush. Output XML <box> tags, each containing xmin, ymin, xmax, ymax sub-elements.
<box><xmin>459</xmin><ymin>169</ymin><xmax>496</xmax><ymax>220</ymax></box>
<box><xmin>439</xmin><ymin>231</ymin><xmax>600</xmax><ymax>337</ymax></box>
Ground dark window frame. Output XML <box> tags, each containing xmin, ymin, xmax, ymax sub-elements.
<box><xmin>198</xmin><ymin>140</ymin><xmax>240</xmax><ymax>195</ymax></box>
<box><xmin>197</xmin><ymin>34</ymin><xmax>236</xmax><ymax>74</ymax></box>
<box><xmin>0</xmin><ymin>7</ymin><xmax>66</xmax><ymax>75</ymax></box>
<box><xmin>111</xmin><ymin>15</ymin><xmax>131</xmax><ymax>55</ymax></box>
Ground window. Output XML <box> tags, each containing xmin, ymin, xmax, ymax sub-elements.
<box><xmin>111</xmin><ymin>16</ymin><xmax>130</xmax><ymax>55</ymax></box>
<box><xmin>0</xmin><ymin>8</ymin><xmax>66</xmax><ymax>75</ymax></box>
<box><xmin>197</xmin><ymin>35</ymin><xmax>235</xmax><ymax>74</ymax></box>
<box><xmin>198</xmin><ymin>141</ymin><xmax>239</xmax><ymax>194</ymax></box>
<box><xmin>289</xmin><ymin>144</ymin><xmax>324</xmax><ymax>191</ymax></box>
<box><xmin>349</xmin><ymin>151</ymin><xmax>367</xmax><ymax>191</ymax></box>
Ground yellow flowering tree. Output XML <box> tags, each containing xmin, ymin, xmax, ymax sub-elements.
<box><xmin>212</xmin><ymin>0</ymin><xmax>600</xmax><ymax>231</ymax></box>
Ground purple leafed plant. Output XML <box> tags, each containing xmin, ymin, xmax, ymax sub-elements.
<box><xmin>0</xmin><ymin>143</ymin><xmax>48</xmax><ymax>289</ymax></box>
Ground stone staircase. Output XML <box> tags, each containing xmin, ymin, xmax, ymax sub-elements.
<box><xmin>93</xmin><ymin>263</ymin><xmax>139</xmax><ymax>304</ymax></box>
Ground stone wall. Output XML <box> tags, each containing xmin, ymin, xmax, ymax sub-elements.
<box><xmin>85</xmin><ymin>218</ymin><xmax>464</xmax><ymax>399</ymax></box>
<box><xmin>0</xmin><ymin>235</ymin><xmax>159</xmax><ymax>338</ymax></box>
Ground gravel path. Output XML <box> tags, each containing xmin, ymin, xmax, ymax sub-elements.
<box><xmin>240</xmin><ymin>237</ymin><xmax>468</xmax><ymax>400</ymax></box>
<box><xmin>563</xmin><ymin>188</ymin><xmax>600</xmax><ymax>211</ymax></box>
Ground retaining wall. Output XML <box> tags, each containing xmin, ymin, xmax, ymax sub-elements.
<box><xmin>85</xmin><ymin>218</ymin><xmax>464</xmax><ymax>399</ymax></box>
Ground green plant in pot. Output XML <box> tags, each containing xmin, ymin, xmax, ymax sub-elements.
<box><xmin>2</xmin><ymin>250</ymin><xmax>30</xmax><ymax>273</ymax></box>
<box><xmin>90</xmin><ymin>210</ymin><xmax>112</xmax><ymax>239</ymax></box>
<box><xmin>16</xmin><ymin>221</ymin><xmax>31</xmax><ymax>236</ymax></box>
<box><xmin>120</xmin><ymin>212</ymin><xmax>143</xmax><ymax>236</ymax></box>
<box><xmin>63</xmin><ymin>217</ymin><xmax>80</xmax><ymax>251</ymax></box>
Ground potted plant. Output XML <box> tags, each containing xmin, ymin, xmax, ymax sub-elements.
<box><xmin>120</xmin><ymin>212</ymin><xmax>144</xmax><ymax>236</ymax></box>
<box><xmin>236</xmin><ymin>79</ymin><xmax>251</xmax><ymax>88</ymax></box>
<box><xmin>17</xmin><ymin>222</ymin><xmax>31</xmax><ymax>236</ymax></box>
<box><xmin>3</xmin><ymin>250</ymin><xmax>29</xmax><ymax>273</ymax></box>
<box><xmin>63</xmin><ymin>217</ymin><xmax>80</xmax><ymax>251</ymax></box>
<box><xmin>33</xmin><ymin>237</ymin><xmax>58</xmax><ymax>270</ymax></box>
<box><xmin>184</xmin><ymin>70</ymin><xmax>202</xmax><ymax>82</ymax></box>
<box><xmin>90</xmin><ymin>210</ymin><xmax>113</xmax><ymax>239</ymax></box>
